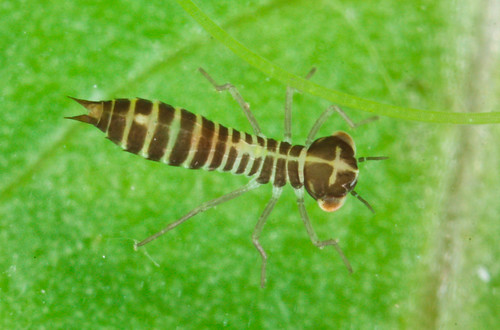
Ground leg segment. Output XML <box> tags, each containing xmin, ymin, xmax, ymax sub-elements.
<box><xmin>252</xmin><ymin>186</ymin><xmax>283</xmax><ymax>288</ymax></box>
<box><xmin>135</xmin><ymin>179</ymin><xmax>261</xmax><ymax>248</ymax></box>
<box><xmin>294</xmin><ymin>188</ymin><xmax>353</xmax><ymax>273</ymax></box>
<box><xmin>305</xmin><ymin>105</ymin><xmax>379</xmax><ymax>147</ymax></box>
<box><xmin>331</xmin><ymin>105</ymin><xmax>378</xmax><ymax>129</ymax></box>
<box><xmin>305</xmin><ymin>105</ymin><xmax>336</xmax><ymax>147</ymax></box>
<box><xmin>199</xmin><ymin>67</ymin><xmax>263</xmax><ymax>137</ymax></box>
<box><xmin>284</xmin><ymin>67</ymin><xmax>317</xmax><ymax>143</ymax></box>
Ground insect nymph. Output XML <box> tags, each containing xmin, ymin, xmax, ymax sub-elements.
<box><xmin>68</xmin><ymin>68</ymin><xmax>386</xmax><ymax>287</ymax></box>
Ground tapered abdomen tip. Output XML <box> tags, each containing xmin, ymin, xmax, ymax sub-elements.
<box><xmin>65</xmin><ymin>114</ymin><xmax>98</xmax><ymax>125</ymax></box>
<box><xmin>67</xmin><ymin>97</ymin><xmax>104</xmax><ymax>125</ymax></box>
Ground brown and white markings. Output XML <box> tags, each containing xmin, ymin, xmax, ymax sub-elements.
<box><xmin>67</xmin><ymin>68</ymin><xmax>387</xmax><ymax>287</ymax></box>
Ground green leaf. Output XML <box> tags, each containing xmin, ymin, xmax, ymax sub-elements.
<box><xmin>1</xmin><ymin>0</ymin><xmax>498</xmax><ymax>328</ymax></box>
<box><xmin>177</xmin><ymin>0</ymin><xmax>500</xmax><ymax>124</ymax></box>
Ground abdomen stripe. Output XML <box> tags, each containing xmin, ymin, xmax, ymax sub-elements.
<box><xmin>147</xmin><ymin>102</ymin><xmax>175</xmax><ymax>161</ymax></box>
<box><xmin>107</xmin><ymin>99</ymin><xmax>130</xmax><ymax>143</ymax></box>
<box><xmin>83</xmin><ymin>98</ymin><xmax>305</xmax><ymax>188</ymax></box>
<box><xmin>126</xmin><ymin>99</ymin><xmax>153</xmax><ymax>153</ymax></box>
<box><xmin>96</xmin><ymin>100</ymin><xmax>112</xmax><ymax>132</ymax></box>
<box><xmin>208</xmin><ymin>124</ymin><xmax>229</xmax><ymax>170</ymax></box>
<box><xmin>190</xmin><ymin>116</ymin><xmax>216</xmax><ymax>169</ymax></box>
<box><xmin>168</xmin><ymin>109</ymin><xmax>196</xmax><ymax>166</ymax></box>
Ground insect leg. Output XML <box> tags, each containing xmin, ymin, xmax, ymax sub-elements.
<box><xmin>198</xmin><ymin>67</ymin><xmax>263</xmax><ymax>137</ymax></box>
<box><xmin>284</xmin><ymin>67</ymin><xmax>317</xmax><ymax>143</ymax></box>
<box><xmin>331</xmin><ymin>105</ymin><xmax>379</xmax><ymax>129</ymax></box>
<box><xmin>305</xmin><ymin>105</ymin><xmax>336</xmax><ymax>147</ymax></box>
<box><xmin>305</xmin><ymin>105</ymin><xmax>380</xmax><ymax>147</ymax></box>
<box><xmin>294</xmin><ymin>188</ymin><xmax>353</xmax><ymax>273</ymax></box>
<box><xmin>252</xmin><ymin>186</ymin><xmax>283</xmax><ymax>288</ymax></box>
<box><xmin>135</xmin><ymin>179</ymin><xmax>261</xmax><ymax>248</ymax></box>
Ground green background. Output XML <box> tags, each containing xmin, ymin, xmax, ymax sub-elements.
<box><xmin>1</xmin><ymin>0</ymin><xmax>498</xmax><ymax>328</ymax></box>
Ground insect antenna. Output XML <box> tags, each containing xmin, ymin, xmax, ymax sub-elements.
<box><xmin>358</xmin><ymin>156</ymin><xmax>389</xmax><ymax>162</ymax></box>
<box><xmin>350</xmin><ymin>190</ymin><xmax>375</xmax><ymax>213</ymax></box>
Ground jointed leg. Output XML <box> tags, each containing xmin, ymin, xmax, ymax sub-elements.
<box><xmin>199</xmin><ymin>67</ymin><xmax>263</xmax><ymax>137</ymax></box>
<box><xmin>305</xmin><ymin>105</ymin><xmax>336</xmax><ymax>147</ymax></box>
<box><xmin>294</xmin><ymin>188</ymin><xmax>353</xmax><ymax>273</ymax></box>
<box><xmin>135</xmin><ymin>179</ymin><xmax>261</xmax><ymax>248</ymax></box>
<box><xmin>252</xmin><ymin>186</ymin><xmax>283</xmax><ymax>288</ymax></box>
<box><xmin>305</xmin><ymin>105</ymin><xmax>379</xmax><ymax>147</ymax></box>
<box><xmin>331</xmin><ymin>105</ymin><xmax>378</xmax><ymax>129</ymax></box>
<box><xmin>284</xmin><ymin>68</ymin><xmax>317</xmax><ymax>143</ymax></box>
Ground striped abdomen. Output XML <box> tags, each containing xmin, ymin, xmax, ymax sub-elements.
<box><xmin>68</xmin><ymin>98</ymin><xmax>306</xmax><ymax>188</ymax></box>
